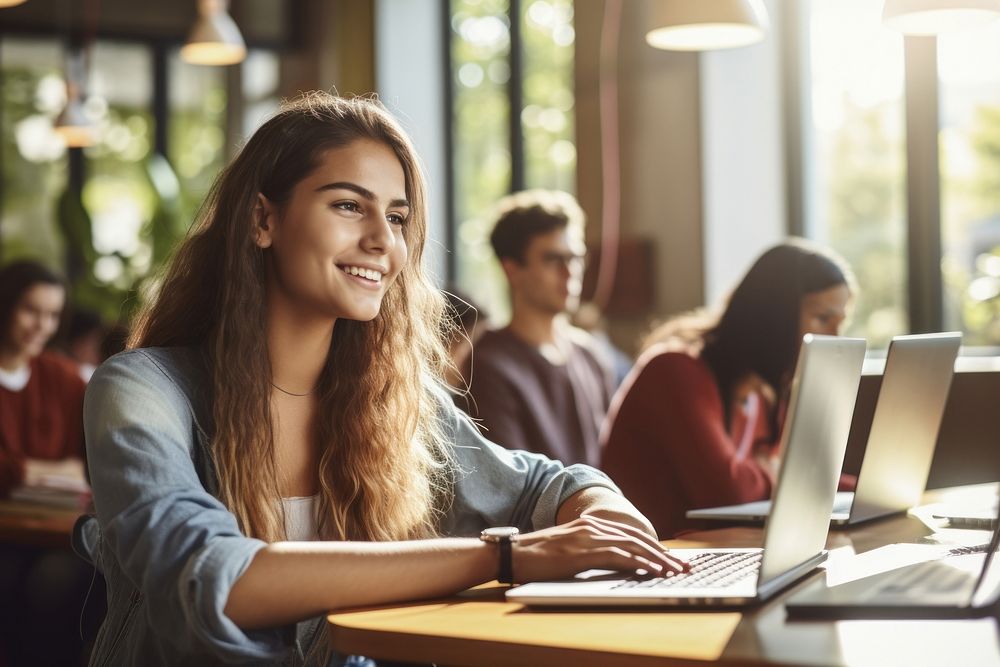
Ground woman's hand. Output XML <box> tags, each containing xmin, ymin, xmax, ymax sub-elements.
<box><xmin>511</xmin><ymin>515</ymin><xmax>689</xmax><ymax>583</ymax></box>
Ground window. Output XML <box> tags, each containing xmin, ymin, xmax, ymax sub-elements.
<box><xmin>1</xmin><ymin>32</ymin><xmax>280</xmax><ymax>322</ymax></box>
<box><xmin>800</xmin><ymin>3</ymin><xmax>1000</xmax><ymax>348</ymax></box>
<box><xmin>448</xmin><ymin>0</ymin><xmax>577</xmax><ymax>320</ymax></box>
<box><xmin>804</xmin><ymin>0</ymin><xmax>907</xmax><ymax>348</ymax></box>
<box><xmin>939</xmin><ymin>22</ymin><xmax>1000</xmax><ymax>345</ymax></box>
<box><xmin>1</xmin><ymin>38</ymin><xmax>68</xmax><ymax>266</ymax></box>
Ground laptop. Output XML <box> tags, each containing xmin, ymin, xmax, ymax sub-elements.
<box><xmin>506</xmin><ymin>334</ymin><xmax>866</xmax><ymax>607</ymax></box>
<box><xmin>687</xmin><ymin>332</ymin><xmax>961</xmax><ymax>528</ymax></box>
<box><xmin>786</xmin><ymin>488</ymin><xmax>1000</xmax><ymax>619</ymax></box>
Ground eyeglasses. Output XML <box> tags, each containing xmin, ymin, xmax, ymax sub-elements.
<box><xmin>538</xmin><ymin>251</ymin><xmax>585</xmax><ymax>271</ymax></box>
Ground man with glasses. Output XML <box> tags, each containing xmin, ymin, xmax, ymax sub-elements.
<box><xmin>462</xmin><ymin>190</ymin><xmax>614</xmax><ymax>467</ymax></box>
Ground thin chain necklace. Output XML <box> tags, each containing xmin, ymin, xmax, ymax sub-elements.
<box><xmin>269</xmin><ymin>381</ymin><xmax>316</xmax><ymax>397</ymax></box>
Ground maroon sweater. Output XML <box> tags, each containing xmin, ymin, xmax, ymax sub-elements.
<box><xmin>601</xmin><ymin>346</ymin><xmax>778</xmax><ymax>538</ymax></box>
<box><xmin>463</xmin><ymin>327</ymin><xmax>613</xmax><ymax>467</ymax></box>
<box><xmin>0</xmin><ymin>352</ymin><xmax>86</xmax><ymax>496</ymax></box>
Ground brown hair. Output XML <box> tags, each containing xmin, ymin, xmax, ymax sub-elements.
<box><xmin>129</xmin><ymin>92</ymin><xmax>452</xmax><ymax>542</ymax></box>
<box><xmin>489</xmin><ymin>189</ymin><xmax>584</xmax><ymax>262</ymax></box>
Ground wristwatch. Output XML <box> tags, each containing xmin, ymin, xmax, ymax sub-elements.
<box><xmin>480</xmin><ymin>526</ymin><xmax>519</xmax><ymax>584</ymax></box>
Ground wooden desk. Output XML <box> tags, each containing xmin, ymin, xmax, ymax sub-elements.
<box><xmin>0</xmin><ymin>500</ymin><xmax>81</xmax><ymax>550</ymax></box>
<box><xmin>327</xmin><ymin>486</ymin><xmax>1000</xmax><ymax>666</ymax></box>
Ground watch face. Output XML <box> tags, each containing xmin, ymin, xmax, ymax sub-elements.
<box><xmin>482</xmin><ymin>526</ymin><xmax>520</xmax><ymax>540</ymax></box>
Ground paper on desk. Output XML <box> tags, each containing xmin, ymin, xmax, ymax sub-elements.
<box><xmin>9</xmin><ymin>457</ymin><xmax>90</xmax><ymax>509</ymax></box>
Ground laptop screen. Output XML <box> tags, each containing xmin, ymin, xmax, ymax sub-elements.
<box><xmin>758</xmin><ymin>335</ymin><xmax>866</xmax><ymax>586</ymax></box>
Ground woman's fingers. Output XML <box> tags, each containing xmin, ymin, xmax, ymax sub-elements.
<box><xmin>575</xmin><ymin>516</ymin><xmax>689</xmax><ymax>573</ymax></box>
<box><xmin>587</xmin><ymin>546</ymin><xmax>667</xmax><ymax>576</ymax></box>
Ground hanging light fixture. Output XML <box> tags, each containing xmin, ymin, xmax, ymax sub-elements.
<box><xmin>54</xmin><ymin>49</ymin><xmax>96</xmax><ymax>148</ymax></box>
<box><xmin>181</xmin><ymin>0</ymin><xmax>246</xmax><ymax>66</ymax></box>
<box><xmin>882</xmin><ymin>0</ymin><xmax>1000</xmax><ymax>35</ymax></box>
<box><xmin>0</xmin><ymin>0</ymin><xmax>29</xmax><ymax>8</ymax></box>
<box><xmin>646</xmin><ymin>0</ymin><xmax>770</xmax><ymax>51</ymax></box>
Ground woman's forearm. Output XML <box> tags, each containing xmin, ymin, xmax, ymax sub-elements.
<box><xmin>224</xmin><ymin>537</ymin><xmax>495</xmax><ymax>629</ymax></box>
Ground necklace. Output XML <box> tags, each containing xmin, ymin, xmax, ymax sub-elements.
<box><xmin>269</xmin><ymin>381</ymin><xmax>316</xmax><ymax>397</ymax></box>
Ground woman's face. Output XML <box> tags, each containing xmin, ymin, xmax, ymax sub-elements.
<box><xmin>799</xmin><ymin>284</ymin><xmax>851</xmax><ymax>338</ymax></box>
<box><xmin>256</xmin><ymin>138</ymin><xmax>410</xmax><ymax>323</ymax></box>
<box><xmin>7</xmin><ymin>283</ymin><xmax>65</xmax><ymax>358</ymax></box>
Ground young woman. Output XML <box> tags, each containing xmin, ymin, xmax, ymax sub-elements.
<box><xmin>0</xmin><ymin>260</ymin><xmax>92</xmax><ymax>666</ymax></box>
<box><xmin>77</xmin><ymin>92</ymin><xmax>685</xmax><ymax>666</ymax></box>
<box><xmin>0</xmin><ymin>260</ymin><xmax>85</xmax><ymax>496</ymax></box>
<box><xmin>601</xmin><ymin>240</ymin><xmax>855</xmax><ymax>539</ymax></box>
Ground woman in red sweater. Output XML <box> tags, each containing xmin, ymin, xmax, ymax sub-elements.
<box><xmin>601</xmin><ymin>240</ymin><xmax>855</xmax><ymax>538</ymax></box>
<box><xmin>0</xmin><ymin>259</ymin><xmax>93</xmax><ymax>666</ymax></box>
<box><xmin>0</xmin><ymin>260</ymin><xmax>86</xmax><ymax>497</ymax></box>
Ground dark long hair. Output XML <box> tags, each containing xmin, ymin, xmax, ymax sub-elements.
<box><xmin>0</xmin><ymin>260</ymin><xmax>66</xmax><ymax>350</ymax></box>
<box><xmin>703</xmin><ymin>240</ymin><xmax>853</xmax><ymax>428</ymax></box>
<box><xmin>645</xmin><ymin>240</ymin><xmax>854</xmax><ymax>431</ymax></box>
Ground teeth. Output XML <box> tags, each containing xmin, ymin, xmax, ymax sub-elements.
<box><xmin>342</xmin><ymin>266</ymin><xmax>382</xmax><ymax>282</ymax></box>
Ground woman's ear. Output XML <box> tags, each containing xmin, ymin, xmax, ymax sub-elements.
<box><xmin>254</xmin><ymin>193</ymin><xmax>276</xmax><ymax>248</ymax></box>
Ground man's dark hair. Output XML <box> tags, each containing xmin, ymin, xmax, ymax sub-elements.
<box><xmin>489</xmin><ymin>189</ymin><xmax>584</xmax><ymax>263</ymax></box>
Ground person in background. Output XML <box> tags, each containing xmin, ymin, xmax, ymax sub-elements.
<box><xmin>462</xmin><ymin>190</ymin><xmax>614</xmax><ymax>467</ymax></box>
<box><xmin>442</xmin><ymin>286</ymin><xmax>489</xmax><ymax>391</ymax></box>
<box><xmin>0</xmin><ymin>259</ymin><xmax>91</xmax><ymax>666</ymax></box>
<box><xmin>572</xmin><ymin>301</ymin><xmax>633</xmax><ymax>389</ymax></box>
<box><xmin>0</xmin><ymin>260</ymin><xmax>86</xmax><ymax>496</ymax></box>
<box><xmin>64</xmin><ymin>307</ymin><xmax>106</xmax><ymax>381</ymax></box>
<box><xmin>76</xmin><ymin>93</ymin><xmax>685</xmax><ymax>666</ymax></box>
<box><xmin>601</xmin><ymin>240</ymin><xmax>856</xmax><ymax>538</ymax></box>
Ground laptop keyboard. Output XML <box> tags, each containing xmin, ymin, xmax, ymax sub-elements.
<box><xmin>877</xmin><ymin>560</ymin><xmax>973</xmax><ymax>595</ymax></box>
<box><xmin>875</xmin><ymin>544</ymin><xmax>988</xmax><ymax>596</ymax></box>
<box><xmin>613</xmin><ymin>551</ymin><xmax>762</xmax><ymax>590</ymax></box>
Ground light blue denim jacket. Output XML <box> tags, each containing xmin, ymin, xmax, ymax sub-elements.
<box><xmin>77</xmin><ymin>347</ymin><xmax>618</xmax><ymax>666</ymax></box>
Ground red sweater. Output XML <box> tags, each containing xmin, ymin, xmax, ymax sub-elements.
<box><xmin>601</xmin><ymin>347</ymin><xmax>778</xmax><ymax>538</ymax></box>
<box><xmin>0</xmin><ymin>352</ymin><xmax>86</xmax><ymax>496</ymax></box>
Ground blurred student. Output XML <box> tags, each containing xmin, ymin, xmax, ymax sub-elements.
<box><xmin>601</xmin><ymin>240</ymin><xmax>855</xmax><ymax>538</ymax></box>
<box><xmin>0</xmin><ymin>259</ymin><xmax>90</xmax><ymax>666</ymax></box>
<box><xmin>0</xmin><ymin>260</ymin><xmax>86</xmax><ymax>496</ymax></box>
<box><xmin>463</xmin><ymin>190</ymin><xmax>614</xmax><ymax>467</ymax></box>
<box><xmin>76</xmin><ymin>93</ymin><xmax>683</xmax><ymax>666</ymax></box>
<box><xmin>65</xmin><ymin>308</ymin><xmax>106</xmax><ymax>381</ymax></box>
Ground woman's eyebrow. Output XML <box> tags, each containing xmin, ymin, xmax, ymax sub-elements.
<box><xmin>314</xmin><ymin>181</ymin><xmax>410</xmax><ymax>208</ymax></box>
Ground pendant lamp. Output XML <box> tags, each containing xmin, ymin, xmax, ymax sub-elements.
<box><xmin>646</xmin><ymin>0</ymin><xmax>770</xmax><ymax>51</ymax></box>
<box><xmin>181</xmin><ymin>0</ymin><xmax>246</xmax><ymax>66</ymax></box>
<box><xmin>882</xmin><ymin>0</ymin><xmax>1000</xmax><ymax>35</ymax></box>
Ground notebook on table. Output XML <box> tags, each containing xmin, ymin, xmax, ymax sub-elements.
<box><xmin>506</xmin><ymin>334</ymin><xmax>866</xmax><ymax>608</ymax></box>
<box><xmin>785</xmin><ymin>488</ymin><xmax>1000</xmax><ymax>619</ymax></box>
<box><xmin>686</xmin><ymin>332</ymin><xmax>961</xmax><ymax>528</ymax></box>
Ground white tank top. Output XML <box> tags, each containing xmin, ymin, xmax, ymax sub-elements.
<box><xmin>280</xmin><ymin>495</ymin><xmax>319</xmax><ymax>541</ymax></box>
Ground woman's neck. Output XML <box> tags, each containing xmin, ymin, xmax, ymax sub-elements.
<box><xmin>265</xmin><ymin>302</ymin><xmax>335</xmax><ymax>396</ymax></box>
<box><xmin>0</xmin><ymin>346</ymin><xmax>30</xmax><ymax>373</ymax></box>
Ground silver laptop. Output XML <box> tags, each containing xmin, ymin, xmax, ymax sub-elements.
<box><xmin>507</xmin><ymin>335</ymin><xmax>866</xmax><ymax>607</ymax></box>
<box><xmin>786</xmin><ymin>488</ymin><xmax>1000</xmax><ymax>619</ymax></box>
<box><xmin>687</xmin><ymin>332</ymin><xmax>961</xmax><ymax>527</ymax></box>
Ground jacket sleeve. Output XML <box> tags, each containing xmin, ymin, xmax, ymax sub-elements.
<box><xmin>84</xmin><ymin>351</ymin><xmax>287</xmax><ymax>661</ymax></box>
<box><xmin>433</xmin><ymin>384</ymin><xmax>619</xmax><ymax>536</ymax></box>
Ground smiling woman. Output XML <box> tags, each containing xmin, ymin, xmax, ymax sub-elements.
<box><xmin>76</xmin><ymin>92</ymin><xmax>682</xmax><ymax>667</ymax></box>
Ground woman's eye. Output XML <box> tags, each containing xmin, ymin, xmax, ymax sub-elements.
<box><xmin>387</xmin><ymin>212</ymin><xmax>407</xmax><ymax>226</ymax></box>
<box><xmin>334</xmin><ymin>201</ymin><xmax>359</xmax><ymax>212</ymax></box>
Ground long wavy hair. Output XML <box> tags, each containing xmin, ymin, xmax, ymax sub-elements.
<box><xmin>645</xmin><ymin>239</ymin><xmax>854</xmax><ymax>432</ymax></box>
<box><xmin>129</xmin><ymin>92</ymin><xmax>453</xmax><ymax>542</ymax></box>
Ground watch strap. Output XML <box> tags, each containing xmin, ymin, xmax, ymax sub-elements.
<box><xmin>499</xmin><ymin>537</ymin><xmax>514</xmax><ymax>584</ymax></box>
